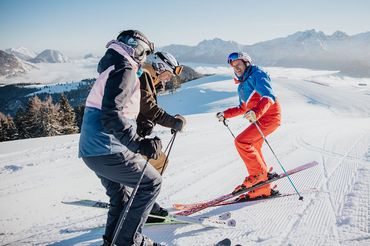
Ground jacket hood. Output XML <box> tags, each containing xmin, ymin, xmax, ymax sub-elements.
<box><xmin>97</xmin><ymin>40</ymin><xmax>138</xmax><ymax>74</ymax></box>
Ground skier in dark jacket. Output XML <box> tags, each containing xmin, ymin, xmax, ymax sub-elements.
<box><xmin>79</xmin><ymin>30</ymin><xmax>164</xmax><ymax>246</ymax></box>
<box><xmin>136</xmin><ymin>51</ymin><xmax>186</xmax><ymax>222</ymax></box>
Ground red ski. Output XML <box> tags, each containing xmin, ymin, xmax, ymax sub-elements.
<box><xmin>175</xmin><ymin>161</ymin><xmax>318</xmax><ymax>216</ymax></box>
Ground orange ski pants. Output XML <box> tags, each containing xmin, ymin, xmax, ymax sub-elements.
<box><xmin>234</xmin><ymin>114</ymin><xmax>281</xmax><ymax>176</ymax></box>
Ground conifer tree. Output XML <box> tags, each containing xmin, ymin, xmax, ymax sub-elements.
<box><xmin>14</xmin><ymin>107</ymin><xmax>26</xmax><ymax>139</ymax></box>
<box><xmin>37</xmin><ymin>95</ymin><xmax>60</xmax><ymax>137</ymax></box>
<box><xmin>0</xmin><ymin>113</ymin><xmax>18</xmax><ymax>141</ymax></box>
<box><xmin>5</xmin><ymin>116</ymin><xmax>18</xmax><ymax>140</ymax></box>
<box><xmin>58</xmin><ymin>94</ymin><xmax>78</xmax><ymax>134</ymax></box>
<box><xmin>0</xmin><ymin>117</ymin><xmax>6</xmax><ymax>142</ymax></box>
<box><xmin>22</xmin><ymin>96</ymin><xmax>42</xmax><ymax>138</ymax></box>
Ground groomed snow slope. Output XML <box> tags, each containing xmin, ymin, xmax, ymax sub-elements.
<box><xmin>0</xmin><ymin>68</ymin><xmax>369</xmax><ymax>245</ymax></box>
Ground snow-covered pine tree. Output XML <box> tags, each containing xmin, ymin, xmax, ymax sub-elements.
<box><xmin>0</xmin><ymin>113</ymin><xmax>18</xmax><ymax>141</ymax></box>
<box><xmin>0</xmin><ymin>116</ymin><xmax>6</xmax><ymax>142</ymax></box>
<box><xmin>5</xmin><ymin>116</ymin><xmax>18</xmax><ymax>140</ymax></box>
<box><xmin>21</xmin><ymin>96</ymin><xmax>42</xmax><ymax>138</ymax></box>
<box><xmin>58</xmin><ymin>94</ymin><xmax>78</xmax><ymax>134</ymax></box>
<box><xmin>37</xmin><ymin>95</ymin><xmax>61</xmax><ymax>137</ymax></box>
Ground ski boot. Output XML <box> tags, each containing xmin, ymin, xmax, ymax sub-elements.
<box><xmin>236</xmin><ymin>184</ymin><xmax>280</xmax><ymax>201</ymax></box>
<box><xmin>146</xmin><ymin>203</ymin><xmax>169</xmax><ymax>223</ymax></box>
<box><xmin>233</xmin><ymin>171</ymin><xmax>268</xmax><ymax>194</ymax></box>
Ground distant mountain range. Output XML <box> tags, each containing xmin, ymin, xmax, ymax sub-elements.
<box><xmin>161</xmin><ymin>29</ymin><xmax>370</xmax><ymax>77</ymax></box>
<box><xmin>30</xmin><ymin>49</ymin><xmax>69</xmax><ymax>63</ymax></box>
<box><xmin>0</xmin><ymin>50</ymin><xmax>36</xmax><ymax>78</ymax></box>
<box><xmin>5</xmin><ymin>47</ymin><xmax>37</xmax><ymax>61</ymax></box>
<box><xmin>1</xmin><ymin>29</ymin><xmax>370</xmax><ymax>79</ymax></box>
<box><xmin>0</xmin><ymin>48</ymin><xmax>70</xmax><ymax>78</ymax></box>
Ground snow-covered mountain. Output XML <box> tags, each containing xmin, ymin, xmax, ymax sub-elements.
<box><xmin>0</xmin><ymin>50</ymin><xmax>36</xmax><ymax>78</ymax></box>
<box><xmin>30</xmin><ymin>49</ymin><xmax>69</xmax><ymax>63</ymax></box>
<box><xmin>162</xmin><ymin>29</ymin><xmax>370</xmax><ymax>77</ymax></box>
<box><xmin>5</xmin><ymin>46</ymin><xmax>37</xmax><ymax>61</ymax></box>
<box><xmin>162</xmin><ymin>38</ymin><xmax>243</xmax><ymax>64</ymax></box>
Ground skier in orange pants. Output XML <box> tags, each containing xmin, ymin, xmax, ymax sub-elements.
<box><xmin>216</xmin><ymin>52</ymin><xmax>281</xmax><ymax>199</ymax></box>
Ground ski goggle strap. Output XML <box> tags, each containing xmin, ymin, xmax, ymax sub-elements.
<box><xmin>227</xmin><ymin>52</ymin><xmax>242</xmax><ymax>64</ymax></box>
<box><xmin>136</xmin><ymin>39</ymin><xmax>154</xmax><ymax>56</ymax></box>
<box><xmin>156</xmin><ymin>52</ymin><xmax>183</xmax><ymax>75</ymax></box>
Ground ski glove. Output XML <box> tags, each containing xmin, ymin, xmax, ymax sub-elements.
<box><xmin>137</xmin><ymin>120</ymin><xmax>154</xmax><ymax>138</ymax></box>
<box><xmin>244</xmin><ymin>110</ymin><xmax>257</xmax><ymax>122</ymax></box>
<box><xmin>138</xmin><ymin>136</ymin><xmax>162</xmax><ymax>160</ymax></box>
<box><xmin>171</xmin><ymin>114</ymin><xmax>186</xmax><ymax>134</ymax></box>
<box><xmin>216</xmin><ymin>112</ymin><xmax>225</xmax><ymax>122</ymax></box>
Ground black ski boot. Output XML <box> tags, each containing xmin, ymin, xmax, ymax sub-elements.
<box><xmin>146</xmin><ymin>202</ymin><xmax>169</xmax><ymax>223</ymax></box>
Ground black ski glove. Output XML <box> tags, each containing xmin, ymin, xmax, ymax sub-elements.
<box><xmin>137</xmin><ymin>120</ymin><xmax>154</xmax><ymax>138</ymax></box>
<box><xmin>171</xmin><ymin>114</ymin><xmax>186</xmax><ymax>134</ymax></box>
<box><xmin>138</xmin><ymin>136</ymin><xmax>162</xmax><ymax>160</ymax></box>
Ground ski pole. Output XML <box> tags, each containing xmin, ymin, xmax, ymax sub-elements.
<box><xmin>110</xmin><ymin>159</ymin><xmax>150</xmax><ymax>246</ymax></box>
<box><xmin>160</xmin><ymin>131</ymin><xmax>177</xmax><ymax>175</ymax></box>
<box><xmin>253</xmin><ymin>121</ymin><xmax>304</xmax><ymax>201</ymax></box>
<box><xmin>222</xmin><ymin>119</ymin><xmax>236</xmax><ymax>139</ymax></box>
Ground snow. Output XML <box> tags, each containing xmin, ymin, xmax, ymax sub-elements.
<box><xmin>0</xmin><ymin>57</ymin><xmax>99</xmax><ymax>85</ymax></box>
<box><xmin>26</xmin><ymin>80</ymin><xmax>92</xmax><ymax>97</ymax></box>
<box><xmin>0</xmin><ymin>67</ymin><xmax>370</xmax><ymax>245</ymax></box>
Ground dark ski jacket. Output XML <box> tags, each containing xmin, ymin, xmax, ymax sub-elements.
<box><xmin>79</xmin><ymin>41</ymin><xmax>142</xmax><ymax>157</ymax></box>
<box><xmin>136</xmin><ymin>64</ymin><xmax>178</xmax><ymax>137</ymax></box>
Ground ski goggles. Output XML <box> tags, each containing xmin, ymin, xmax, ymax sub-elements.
<box><xmin>227</xmin><ymin>52</ymin><xmax>242</xmax><ymax>64</ymax></box>
<box><xmin>136</xmin><ymin>39</ymin><xmax>154</xmax><ymax>57</ymax></box>
<box><xmin>174</xmin><ymin>65</ymin><xmax>183</xmax><ymax>75</ymax></box>
<box><xmin>156</xmin><ymin>52</ymin><xmax>183</xmax><ymax>75</ymax></box>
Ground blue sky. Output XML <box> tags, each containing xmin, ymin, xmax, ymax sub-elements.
<box><xmin>1</xmin><ymin>0</ymin><xmax>370</xmax><ymax>57</ymax></box>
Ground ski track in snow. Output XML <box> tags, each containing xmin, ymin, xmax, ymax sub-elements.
<box><xmin>1</xmin><ymin>72</ymin><xmax>370</xmax><ymax>245</ymax></box>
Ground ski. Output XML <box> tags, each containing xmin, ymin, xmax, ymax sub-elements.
<box><xmin>216</xmin><ymin>188</ymin><xmax>318</xmax><ymax>206</ymax></box>
<box><xmin>62</xmin><ymin>200</ymin><xmax>235</xmax><ymax>228</ymax></box>
<box><xmin>62</xmin><ymin>199</ymin><xmax>111</xmax><ymax>209</ymax></box>
<box><xmin>175</xmin><ymin>161</ymin><xmax>318</xmax><ymax>216</ymax></box>
<box><xmin>174</xmin><ymin>188</ymin><xmax>317</xmax><ymax>210</ymax></box>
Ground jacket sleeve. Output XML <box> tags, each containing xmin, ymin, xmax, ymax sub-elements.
<box><xmin>100</xmin><ymin>65</ymin><xmax>141</xmax><ymax>153</ymax></box>
<box><xmin>224</xmin><ymin>84</ymin><xmax>248</xmax><ymax>118</ymax></box>
<box><xmin>223</xmin><ymin>102</ymin><xmax>248</xmax><ymax>118</ymax></box>
<box><xmin>252</xmin><ymin>70</ymin><xmax>276</xmax><ymax>120</ymax></box>
<box><xmin>139</xmin><ymin>72</ymin><xmax>178</xmax><ymax>128</ymax></box>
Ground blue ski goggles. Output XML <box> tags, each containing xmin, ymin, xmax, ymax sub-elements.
<box><xmin>227</xmin><ymin>52</ymin><xmax>242</xmax><ymax>64</ymax></box>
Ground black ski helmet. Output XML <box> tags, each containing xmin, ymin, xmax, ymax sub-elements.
<box><xmin>117</xmin><ymin>30</ymin><xmax>154</xmax><ymax>64</ymax></box>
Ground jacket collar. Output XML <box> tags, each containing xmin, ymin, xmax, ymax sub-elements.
<box><xmin>105</xmin><ymin>40</ymin><xmax>139</xmax><ymax>70</ymax></box>
<box><xmin>142</xmin><ymin>63</ymin><xmax>160</xmax><ymax>86</ymax></box>
<box><xmin>234</xmin><ymin>65</ymin><xmax>253</xmax><ymax>84</ymax></box>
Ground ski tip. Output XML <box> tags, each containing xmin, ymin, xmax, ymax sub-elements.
<box><xmin>299</xmin><ymin>196</ymin><xmax>304</xmax><ymax>201</ymax></box>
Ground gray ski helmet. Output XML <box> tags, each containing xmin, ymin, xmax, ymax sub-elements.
<box><xmin>152</xmin><ymin>51</ymin><xmax>183</xmax><ymax>75</ymax></box>
<box><xmin>117</xmin><ymin>30</ymin><xmax>154</xmax><ymax>63</ymax></box>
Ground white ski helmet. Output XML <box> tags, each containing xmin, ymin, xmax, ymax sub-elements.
<box><xmin>227</xmin><ymin>52</ymin><xmax>252</xmax><ymax>65</ymax></box>
<box><xmin>152</xmin><ymin>51</ymin><xmax>183</xmax><ymax>75</ymax></box>
<box><xmin>117</xmin><ymin>30</ymin><xmax>154</xmax><ymax>64</ymax></box>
